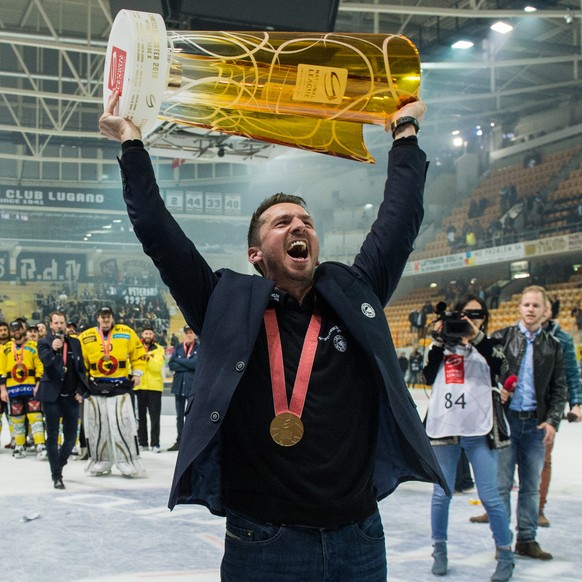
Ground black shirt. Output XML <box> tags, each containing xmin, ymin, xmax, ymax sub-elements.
<box><xmin>221</xmin><ymin>290</ymin><xmax>379</xmax><ymax>527</ymax></box>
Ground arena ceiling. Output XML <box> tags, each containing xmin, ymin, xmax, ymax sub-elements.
<box><xmin>0</xmin><ymin>0</ymin><xmax>581</xmax><ymax>251</ymax></box>
<box><xmin>0</xmin><ymin>0</ymin><xmax>580</xmax><ymax>167</ymax></box>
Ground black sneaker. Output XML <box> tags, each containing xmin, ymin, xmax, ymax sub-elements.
<box><xmin>167</xmin><ymin>442</ymin><xmax>180</xmax><ymax>452</ymax></box>
<box><xmin>53</xmin><ymin>478</ymin><xmax>65</xmax><ymax>490</ymax></box>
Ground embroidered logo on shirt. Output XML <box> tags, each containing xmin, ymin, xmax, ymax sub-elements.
<box><xmin>361</xmin><ymin>303</ymin><xmax>376</xmax><ymax>318</ymax></box>
<box><xmin>333</xmin><ymin>334</ymin><xmax>347</xmax><ymax>352</ymax></box>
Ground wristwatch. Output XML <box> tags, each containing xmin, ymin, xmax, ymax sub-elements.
<box><xmin>390</xmin><ymin>115</ymin><xmax>420</xmax><ymax>139</ymax></box>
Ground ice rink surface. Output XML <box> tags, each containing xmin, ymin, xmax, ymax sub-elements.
<box><xmin>1</xmin><ymin>390</ymin><xmax>580</xmax><ymax>582</ymax></box>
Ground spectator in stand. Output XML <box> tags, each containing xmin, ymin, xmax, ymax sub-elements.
<box><xmin>168</xmin><ymin>325</ymin><xmax>199</xmax><ymax>452</ymax></box>
<box><xmin>502</xmin><ymin>217</ymin><xmax>517</xmax><ymax>244</ymax></box>
<box><xmin>408</xmin><ymin>349</ymin><xmax>423</xmax><ymax>388</ymax></box>
<box><xmin>468</xmin><ymin>199</ymin><xmax>479</xmax><ymax>219</ymax></box>
<box><xmin>410</xmin><ymin>308</ymin><xmax>427</xmax><ymax>339</ymax></box>
<box><xmin>170</xmin><ymin>332</ymin><xmax>179</xmax><ymax>349</ymax></box>
<box><xmin>523</xmin><ymin>150</ymin><xmax>542</xmax><ymax>169</ymax></box>
<box><xmin>489</xmin><ymin>283</ymin><xmax>501</xmax><ymax>310</ymax></box>
<box><xmin>447</xmin><ymin>225</ymin><xmax>457</xmax><ymax>249</ymax></box>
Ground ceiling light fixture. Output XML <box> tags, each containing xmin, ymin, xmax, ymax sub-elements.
<box><xmin>523</xmin><ymin>6</ymin><xmax>537</xmax><ymax>13</ymax></box>
<box><xmin>491</xmin><ymin>21</ymin><xmax>513</xmax><ymax>34</ymax></box>
<box><xmin>451</xmin><ymin>40</ymin><xmax>474</xmax><ymax>49</ymax></box>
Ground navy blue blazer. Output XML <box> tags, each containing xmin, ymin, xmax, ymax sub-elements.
<box><xmin>119</xmin><ymin>137</ymin><xmax>448</xmax><ymax>514</ymax></box>
<box><xmin>37</xmin><ymin>334</ymin><xmax>90</xmax><ymax>402</ymax></box>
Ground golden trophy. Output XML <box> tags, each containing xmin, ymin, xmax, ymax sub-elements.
<box><xmin>104</xmin><ymin>10</ymin><xmax>420</xmax><ymax>163</ymax></box>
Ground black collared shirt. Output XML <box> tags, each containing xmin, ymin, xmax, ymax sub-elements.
<box><xmin>221</xmin><ymin>289</ymin><xmax>379</xmax><ymax>527</ymax></box>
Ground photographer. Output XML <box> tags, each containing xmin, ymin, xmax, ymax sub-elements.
<box><xmin>37</xmin><ymin>311</ymin><xmax>89</xmax><ymax>489</ymax></box>
<box><xmin>421</xmin><ymin>296</ymin><xmax>514</xmax><ymax>581</ymax></box>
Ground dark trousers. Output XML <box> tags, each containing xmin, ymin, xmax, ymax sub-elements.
<box><xmin>44</xmin><ymin>396</ymin><xmax>80</xmax><ymax>481</ymax></box>
<box><xmin>221</xmin><ymin>509</ymin><xmax>386</xmax><ymax>582</ymax></box>
<box><xmin>136</xmin><ymin>390</ymin><xmax>162</xmax><ymax>447</ymax></box>
<box><xmin>174</xmin><ymin>394</ymin><xmax>187</xmax><ymax>443</ymax></box>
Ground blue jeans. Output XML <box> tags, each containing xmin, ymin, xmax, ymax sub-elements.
<box><xmin>498</xmin><ymin>413</ymin><xmax>546</xmax><ymax>543</ymax></box>
<box><xmin>221</xmin><ymin>509</ymin><xmax>387</xmax><ymax>581</ymax></box>
<box><xmin>44</xmin><ymin>395</ymin><xmax>80</xmax><ymax>481</ymax></box>
<box><xmin>431</xmin><ymin>436</ymin><xmax>511</xmax><ymax>548</ymax></box>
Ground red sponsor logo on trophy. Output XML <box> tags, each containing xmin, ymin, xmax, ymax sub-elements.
<box><xmin>108</xmin><ymin>46</ymin><xmax>127</xmax><ymax>95</ymax></box>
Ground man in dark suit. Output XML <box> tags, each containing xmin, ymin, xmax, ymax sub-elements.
<box><xmin>100</xmin><ymin>94</ymin><xmax>447</xmax><ymax>581</ymax></box>
<box><xmin>37</xmin><ymin>310</ymin><xmax>89</xmax><ymax>489</ymax></box>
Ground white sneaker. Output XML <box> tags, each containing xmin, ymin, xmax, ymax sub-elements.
<box><xmin>13</xmin><ymin>445</ymin><xmax>26</xmax><ymax>459</ymax></box>
<box><xmin>151</xmin><ymin>446</ymin><xmax>160</xmax><ymax>453</ymax></box>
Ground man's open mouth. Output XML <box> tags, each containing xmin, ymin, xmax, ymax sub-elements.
<box><xmin>287</xmin><ymin>240</ymin><xmax>308</xmax><ymax>259</ymax></box>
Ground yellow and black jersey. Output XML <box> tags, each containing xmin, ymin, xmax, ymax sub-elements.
<box><xmin>0</xmin><ymin>340</ymin><xmax>43</xmax><ymax>397</ymax></box>
<box><xmin>79</xmin><ymin>324</ymin><xmax>146</xmax><ymax>380</ymax></box>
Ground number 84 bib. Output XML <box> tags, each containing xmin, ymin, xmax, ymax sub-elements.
<box><xmin>426</xmin><ymin>345</ymin><xmax>493</xmax><ymax>439</ymax></box>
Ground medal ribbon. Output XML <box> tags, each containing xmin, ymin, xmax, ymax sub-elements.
<box><xmin>263</xmin><ymin>308</ymin><xmax>321</xmax><ymax>418</ymax></box>
<box><xmin>98</xmin><ymin>327</ymin><xmax>112</xmax><ymax>359</ymax></box>
<box><xmin>12</xmin><ymin>340</ymin><xmax>25</xmax><ymax>366</ymax></box>
<box><xmin>183</xmin><ymin>341</ymin><xmax>193</xmax><ymax>359</ymax></box>
<box><xmin>62</xmin><ymin>339</ymin><xmax>68</xmax><ymax>367</ymax></box>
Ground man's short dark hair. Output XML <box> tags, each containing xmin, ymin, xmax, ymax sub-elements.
<box><xmin>247</xmin><ymin>193</ymin><xmax>308</xmax><ymax>275</ymax></box>
<box><xmin>49</xmin><ymin>310</ymin><xmax>66</xmax><ymax>322</ymax></box>
<box><xmin>0</xmin><ymin>321</ymin><xmax>8</xmax><ymax>330</ymax></box>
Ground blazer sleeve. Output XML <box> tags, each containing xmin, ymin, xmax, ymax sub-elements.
<box><xmin>119</xmin><ymin>145</ymin><xmax>218</xmax><ymax>334</ymax></box>
<box><xmin>351</xmin><ymin>136</ymin><xmax>428</xmax><ymax>306</ymax></box>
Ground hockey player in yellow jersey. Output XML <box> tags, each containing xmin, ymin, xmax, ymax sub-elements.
<box><xmin>0</xmin><ymin>320</ymin><xmax>46</xmax><ymax>459</ymax></box>
<box><xmin>78</xmin><ymin>305</ymin><xmax>146</xmax><ymax>477</ymax></box>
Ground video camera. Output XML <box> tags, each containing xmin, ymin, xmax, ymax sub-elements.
<box><xmin>432</xmin><ymin>301</ymin><xmax>472</xmax><ymax>344</ymax></box>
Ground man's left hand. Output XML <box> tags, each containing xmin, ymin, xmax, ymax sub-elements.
<box><xmin>569</xmin><ymin>404</ymin><xmax>582</xmax><ymax>422</ymax></box>
<box><xmin>132</xmin><ymin>375</ymin><xmax>141</xmax><ymax>388</ymax></box>
<box><xmin>538</xmin><ymin>421</ymin><xmax>556</xmax><ymax>446</ymax></box>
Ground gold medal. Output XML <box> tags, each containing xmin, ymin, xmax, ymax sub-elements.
<box><xmin>270</xmin><ymin>412</ymin><xmax>304</xmax><ymax>447</ymax></box>
<box><xmin>103</xmin><ymin>355</ymin><xmax>111</xmax><ymax>363</ymax></box>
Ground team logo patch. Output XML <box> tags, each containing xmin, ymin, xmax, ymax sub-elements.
<box><xmin>333</xmin><ymin>334</ymin><xmax>347</xmax><ymax>352</ymax></box>
<box><xmin>361</xmin><ymin>303</ymin><xmax>376</xmax><ymax>318</ymax></box>
<box><xmin>97</xmin><ymin>355</ymin><xmax>119</xmax><ymax>375</ymax></box>
<box><xmin>12</xmin><ymin>364</ymin><xmax>27</xmax><ymax>383</ymax></box>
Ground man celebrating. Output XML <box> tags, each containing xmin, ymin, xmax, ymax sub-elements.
<box><xmin>135</xmin><ymin>323</ymin><xmax>165</xmax><ymax>453</ymax></box>
<box><xmin>495</xmin><ymin>286</ymin><xmax>567</xmax><ymax>560</ymax></box>
<box><xmin>78</xmin><ymin>306</ymin><xmax>146</xmax><ymax>477</ymax></box>
<box><xmin>37</xmin><ymin>311</ymin><xmax>89</xmax><ymax>489</ymax></box>
<box><xmin>100</xmin><ymin>93</ymin><xmax>446</xmax><ymax>580</ymax></box>
<box><xmin>0</xmin><ymin>320</ymin><xmax>45</xmax><ymax>459</ymax></box>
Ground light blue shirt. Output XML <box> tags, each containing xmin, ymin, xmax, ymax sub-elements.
<box><xmin>510</xmin><ymin>320</ymin><xmax>541</xmax><ymax>412</ymax></box>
